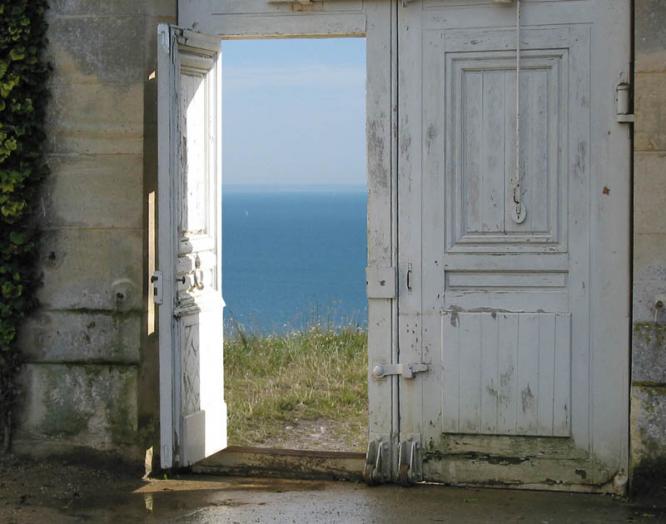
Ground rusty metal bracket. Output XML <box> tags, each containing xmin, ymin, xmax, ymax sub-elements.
<box><xmin>398</xmin><ymin>436</ymin><xmax>422</xmax><ymax>486</ymax></box>
<box><xmin>364</xmin><ymin>439</ymin><xmax>390</xmax><ymax>485</ymax></box>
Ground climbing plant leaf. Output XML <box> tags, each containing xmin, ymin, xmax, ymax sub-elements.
<box><xmin>0</xmin><ymin>0</ymin><xmax>50</xmax><ymax>452</ymax></box>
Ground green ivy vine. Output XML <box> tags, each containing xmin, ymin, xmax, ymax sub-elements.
<box><xmin>0</xmin><ymin>0</ymin><xmax>50</xmax><ymax>452</ymax></box>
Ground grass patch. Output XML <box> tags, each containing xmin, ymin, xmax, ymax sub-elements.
<box><xmin>224</xmin><ymin>326</ymin><xmax>368</xmax><ymax>451</ymax></box>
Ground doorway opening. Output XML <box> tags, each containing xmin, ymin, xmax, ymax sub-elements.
<box><xmin>221</xmin><ymin>38</ymin><xmax>368</xmax><ymax>452</ymax></box>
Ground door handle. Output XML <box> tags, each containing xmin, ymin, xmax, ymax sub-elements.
<box><xmin>193</xmin><ymin>269</ymin><xmax>205</xmax><ymax>290</ymax></box>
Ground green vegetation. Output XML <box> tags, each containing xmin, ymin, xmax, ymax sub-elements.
<box><xmin>0</xmin><ymin>0</ymin><xmax>50</xmax><ymax>452</ymax></box>
<box><xmin>225</xmin><ymin>326</ymin><xmax>368</xmax><ymax>451</ymax></box>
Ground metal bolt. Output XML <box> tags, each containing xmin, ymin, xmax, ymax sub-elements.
<box><xmin>655</xmin><ymin>295</ymin><xmax>666</xmax><ymax>310</ymax></box>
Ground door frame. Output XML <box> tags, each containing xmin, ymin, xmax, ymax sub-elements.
<box><xmin>171</xmin><ymin>0</ymin><xmax>634</xmax><ymax>490</ymax></box>
<box><xmin>176</xmin><ymin>0</ymin><xmax>401</xmax><ymax>478</ymax></box>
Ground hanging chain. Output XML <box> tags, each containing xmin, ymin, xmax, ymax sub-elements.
<box><xmin>511</xmin><ymin>0</ymin><xmax>527</xmax><ymax>224</ymax></box>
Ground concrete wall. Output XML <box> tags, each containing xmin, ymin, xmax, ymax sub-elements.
<box><xmin>14</xmin><ymin>0</ymin><xmax>177</xmax><ymax>458</ymax></box>
<box><xmin>631</xmin><ymin>0</ymin><xmax>666</xmax><ymax>487</ymax></box>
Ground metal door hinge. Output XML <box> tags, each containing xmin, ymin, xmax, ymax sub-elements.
<box><xmin>151</xmin><ymin>271</ymin><xmax>163</xmax><ymax>305</ymax></box>
<box><xmin>158</xmin><ymin>25</ymin><xmax>170</xmax><ymax>54</ymax></box>
<box><xmin>372</xmin><ymin>362</ymin><xmax>429</xmax><ymax>380</ymax></box>
<box><xmin>364</xmin><ymin>439</ymin><xmax>390</xmax><ymax>485</ymax></box>
<box><xmin>399</xmin><ymin>436</ymin><xmax>422</xmax><ymax>485</ymax></box>
<box><xmin>616</xmin><ymin>82</ymin><xmax>634</xmax><ymax>123</ymax></box>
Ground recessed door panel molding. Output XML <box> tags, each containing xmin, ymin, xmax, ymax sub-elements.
<box><xmin>445</xmin><ymin>271</ymin><xmax>569</xmax><ymax>290</ymax></box>
<box><xmin>443</xmin><ymin>43</ymin><xmax>568</xmax><ymax>252</ymax></box>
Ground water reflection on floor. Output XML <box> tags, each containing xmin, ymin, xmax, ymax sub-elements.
<box><xmin>6</xmin><ymin>475</ymin><xmax>666</xmax><ymax>523</ymax></box>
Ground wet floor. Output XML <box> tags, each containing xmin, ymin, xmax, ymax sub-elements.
<box><xmin>5</xmin><ymin>475</ymin><xmax>666</xmax><ymax>523</ymax></box>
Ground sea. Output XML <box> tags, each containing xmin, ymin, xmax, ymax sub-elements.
<box><xmin>222</xmin><ymin>187</ymin><xmax>368</xmax><ymax>334</ymax></box>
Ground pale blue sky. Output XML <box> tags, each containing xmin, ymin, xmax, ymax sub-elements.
<box><xmin>221</xmin><ymin>38</ymin><xmax>367</xmax><ymax>189</ymax></box>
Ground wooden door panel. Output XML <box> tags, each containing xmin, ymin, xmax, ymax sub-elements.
<box><xmin>422</xmin><ymin>19</ymin><xmax>585</xmax><ymax>447</ymax></box>
<box><xmin>442</xmin><ymin>45</ymin><xmax>567</xmax><ymax>251</ymax></box>
<box><xmin>157</xmin><ymin>26</ymin><xmax>226</xmax><ymax>469</ymax></box>
<box><xmin>440</xmin><ymin>311</ymin><xmax>571</xmax><ymax>437</ymax></box>
<box><xmin>399</xmin><ymin>0</ymin><xmax>631</xmax><ymax>490</ymax></box>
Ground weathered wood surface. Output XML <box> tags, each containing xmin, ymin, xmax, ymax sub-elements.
<box><xmin>176</xmin><ymin>0</ymin><xmax>398</xmax><ymax>477</ymax></box>
<box><xmin>177</xmin><ymin>0</ymin><xmax>631</xmax><ymax>491</ymax></box>
<box><xmin>398</xmin><ymin>0</ymin><xmax>631</xmax><ymax>491</ymax></box>
<box><xmin>158</xmin><ymin>26</ymin><xmax>227</xmax><ymax>468</ymax></box>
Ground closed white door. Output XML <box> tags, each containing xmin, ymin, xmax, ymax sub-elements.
<box><xmin>398</xmin><ymin>0</ymin><xmax>631</xmax><ymax>490</ymax></box>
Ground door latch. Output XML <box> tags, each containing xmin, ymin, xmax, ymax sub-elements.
<box><xmin>372</xmin><ymin>362</ymin><xmax>429</xmax><ymax>380</ymax></box>
<box><xmin>151</xmin><ymin>271</ymin><xmax>163</xmax><ymax>305</ymax></box>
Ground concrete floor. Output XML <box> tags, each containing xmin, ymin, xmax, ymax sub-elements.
<box><xmin>9</xmin><ymin>476</ymin><xmax>664</xmax><ymax>523</ymax></box>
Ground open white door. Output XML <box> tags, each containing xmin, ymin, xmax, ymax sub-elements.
<box><xmin>156</xmin><ymin>25</ymin><xmax>226</xmax><ymax>469</ymax></box>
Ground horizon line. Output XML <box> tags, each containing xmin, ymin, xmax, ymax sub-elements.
<box><xmin>223</xmin><ymin>183</ymin><xmax>368</xmax><ymax>193</ymax></box>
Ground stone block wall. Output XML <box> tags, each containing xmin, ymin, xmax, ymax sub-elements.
<box><xmin>631</xmin><ymin>0</ymin><xmax>666</xmax><ymax>487</ymax></box>
<box><xmin>14</xmin><ymin>0</ymin><xmax>176</xmax><ymax>457</ymax></box>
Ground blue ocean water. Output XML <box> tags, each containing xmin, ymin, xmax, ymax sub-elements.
<box><xmin>222</xmin><ymin>189</ymin><xmax>368</xmax><ymax>334</ymax></box>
